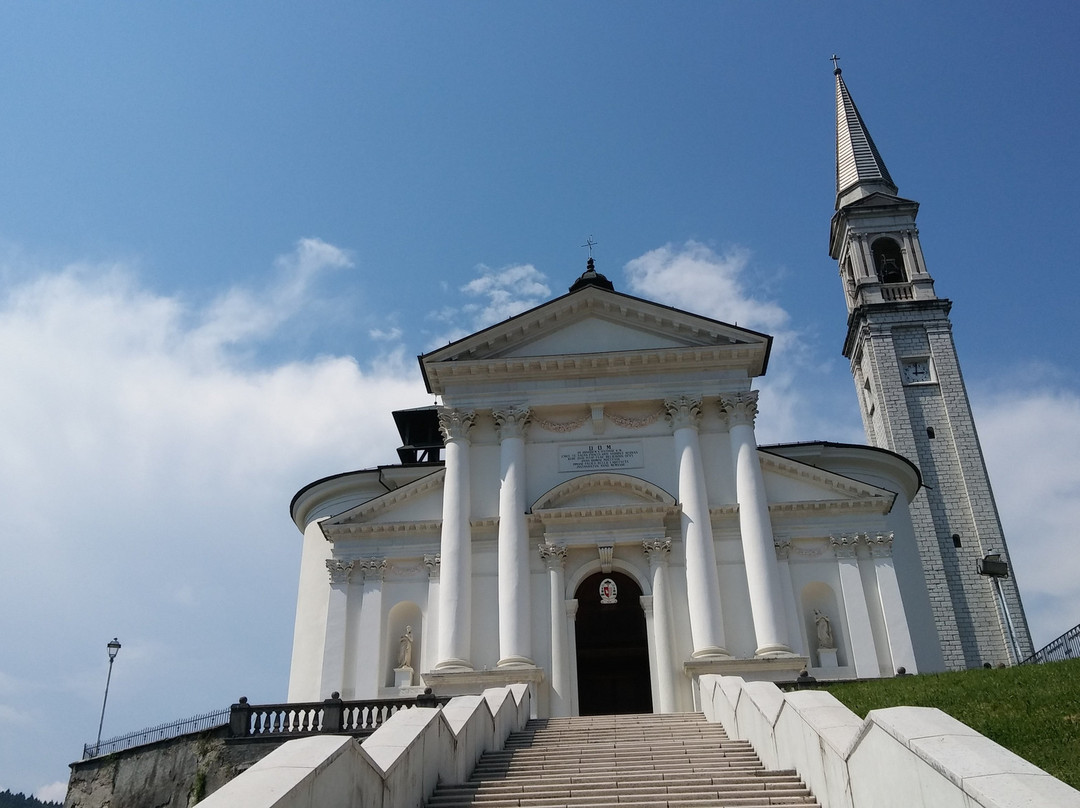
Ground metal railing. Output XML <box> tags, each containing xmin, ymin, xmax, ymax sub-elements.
<box><xmin>1021</xmin><ymin>622</ymin><xmax>1080</xmax><ymax>665</ymax></box>
<box><xmin>83</xmin><ymin>707</ymin><xmax>230</xmax><ymax>759</ymax></box>
<box><xmin>82</xmin><ymin>691</ymin><xmax>449</xmax><ymax>759</ymax></box>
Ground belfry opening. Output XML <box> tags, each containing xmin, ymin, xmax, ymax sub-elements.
<box><xmin>574</xmin><ymin>571</ymin><xmax>653</xmax><ymax>715</ymax></box>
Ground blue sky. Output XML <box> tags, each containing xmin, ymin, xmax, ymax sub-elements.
<box><xmin>1</xmin><ymin>2</ymin><xmax>1078</xmax><ymax>800</ymax></box>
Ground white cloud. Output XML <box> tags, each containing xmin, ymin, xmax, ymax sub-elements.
<box><xmin>36</xmin><ymin>781</ymin><xmax>68</xmax><ymax>803</ymax></box>
<box><xmin>624</xmin><ymin>241</ymin><xmax>788</xmax><ymax>333</ymax></box>
<box><xmin>974</xmin><ymin>385</ymin><xmax>1080</xmax><ymax>647</ymax></box>
<box><xmin>622</xmin><ymin>241</ymin><xmax>859</xmax><ymax>444</ymax></box>
<box><xmin>427</xmin><ymin>263</ymin><xmax>551</xmax><ymax>349</ymax></box>
<box><xmin>0</xmin><ymin>241</ymin><xmax>429</xmax><ymax>795</ymax></box>
<box><xmin>370</xmin><ymin>326</ymin><xmax>403</xmax><ymax>341</ymax></box>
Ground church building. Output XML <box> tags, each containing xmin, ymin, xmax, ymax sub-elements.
<box><xmin>285</xmin><ymin>69</ymin><xmax>1031</xmax><ymax>717</ymax></box>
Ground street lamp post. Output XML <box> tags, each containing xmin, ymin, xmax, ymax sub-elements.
<box><xmin>977</xmin><ymin>553</ymin><xmax>1022</xmax><ymax>664</ymax></box>
<box><xmin>94</xmin><ymin>638</ymin><xmax>121</xmax><ymax>755</ymax></box>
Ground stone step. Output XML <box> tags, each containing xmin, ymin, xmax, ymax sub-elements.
<box><xmin>452</xmin><ymin>772</ymin><xmax>803</xmax><ymax>791</ymax></box>
<box><xmin>425</xmin><ymin>713</ymin><xmax>819</xmax><ymax>808</ymax></box>
<box><xmin>431</xmin><ymin>780</ymin><xmax>811</xmax><ymax>802</ymax></box>
<box><xmin>486</xmin><ymin>743</ymin><xmax>756</xmax><ymax>756</ymax></box>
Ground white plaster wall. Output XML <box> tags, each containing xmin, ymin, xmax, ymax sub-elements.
<box><xmin>287</xmin><ymin>520</ymin><xmax>333</xmax><ymax>702</ymax></box>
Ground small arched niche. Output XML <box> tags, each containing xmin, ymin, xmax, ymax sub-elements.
<box><xmin>385</xmin><ymin>601</ymin><xmax>422</xmax><ymax>688</ymax></box>
<box><xmin>801</xmin><ymin>582</ymin><xmax>845</xmax><ymax>668</ymax></box>
<box><xmin>871</xmin><ymin>237</ymin><xmax>907</xmax><ymax>283</ymax></box>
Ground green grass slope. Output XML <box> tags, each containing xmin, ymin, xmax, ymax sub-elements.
<box><xmin>826</xmin><ymin>658</ymin><xmax>1080</xmax><ymax>790</ymax></box>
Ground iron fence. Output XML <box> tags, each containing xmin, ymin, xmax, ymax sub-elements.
<box><xmin>83</xmin><ymin>707</ymin><xmax>230</xmax><ymax>759</ymax></box>
<box><xmin>1021</xmin><ymin>622</ymin><xmax>1080</xmax><ymax>665</ymax></box>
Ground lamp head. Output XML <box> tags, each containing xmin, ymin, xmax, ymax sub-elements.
<box><xmin>107</xmin><ymin>638</ymin><xmax>121</xmax><ymax>661</ymax></box>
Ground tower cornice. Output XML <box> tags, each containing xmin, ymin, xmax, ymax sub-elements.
<box><xmin>842</xmin><ymin>299</ymin><xmax>953</xmax><ymax>359</ymax></box>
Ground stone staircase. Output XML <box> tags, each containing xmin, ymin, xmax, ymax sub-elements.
<box><xmin>426</xmin><ymin>712</ymin><xmax>820</xmax><ymax>808</ymax></box>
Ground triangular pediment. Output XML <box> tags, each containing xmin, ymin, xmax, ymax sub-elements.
<box><xmin>421</xmin><ymin>286</ymin><xmax>772</xmax><ymax>394</ymax></box>
<box><xmin>759</xmin><ymin>452</ymin><xmax>897</xmax><ymax>512</ymax></box>
<box><xmin>321</xmin><ymin>468</ymin><xmax>445</xmax><ymax>537</ymax></box>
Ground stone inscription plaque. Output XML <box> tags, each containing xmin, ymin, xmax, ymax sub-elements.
<box><xmin>558</xmin><ymin>442</ymin><xmax>644</xmax><ymax>472</ymax></box>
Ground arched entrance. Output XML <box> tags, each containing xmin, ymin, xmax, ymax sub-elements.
<box><xmin>574</xmin><ymin>571</ymin><xmax>653</xmax><ymax>715</ymax></box>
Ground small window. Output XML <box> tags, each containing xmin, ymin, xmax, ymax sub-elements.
<box><xmin>952</xmin><ymin>534</ymin><xmax>962</xmax><ymax>548</ymax></box>
<box><xmin>927</xmin><ymin>427</ymin><xmax>936</xmax><ymax>439</ymax></box>
<box><xmin>872</xmin><ymin>237</ymin><xmax>907</xmax><ymax>283</ymax></box>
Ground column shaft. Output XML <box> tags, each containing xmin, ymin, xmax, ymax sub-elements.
<box><xmin>722</xmin><ymin>392</ymin><xmax>792</xmax><ymax>656</ymax></box>
<box><xmin>495</xmin><ymin>408</ymin><xmax>533</xmax><ymax>667</ymax></box>
<box><xmin>666</xmin><ymin>397</ymin><xmax>727</xmax><ymax>657</ymax></box>
<box><xmin>540</xmin><ymin>544</ymin><xmax>570</xmax><ymax>716</ymax></box>
<box><xmin>644</xmin><ymin>540</ymin><xmax>677</xmax><ymax>712</ymax></box>
<box><xmin>435</xmin><ymin>408</ymin><xmax>475</xmax><ymax>670</ymax></box>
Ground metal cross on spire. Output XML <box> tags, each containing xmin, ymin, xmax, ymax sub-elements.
<box><xmin>580</xmin><ymin>235</ymin><xmax>598</xmax><ymax>258</ymax></box>
<box><xmin>830</xmin><ymin>53</ymin><xmax>841</xmax><ymax>73</ymax></box>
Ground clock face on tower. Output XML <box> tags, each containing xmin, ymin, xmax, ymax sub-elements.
<box><xmin>901</xmin><ymin>359</ymin><xmax>932</xmax><ymax>384</ymax></box>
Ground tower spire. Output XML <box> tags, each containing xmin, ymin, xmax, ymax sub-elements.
<box><xmin>835</xmin><ymin>64</ymin><xmax>897</xmax><ymax>209</ymax></box>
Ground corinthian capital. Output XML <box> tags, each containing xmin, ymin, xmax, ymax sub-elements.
<box><xmin>642</xmin><ymin>539</ymin><xmax>672</xmax><ymax>566</ymax></box>
<box><xmin>664</xmin><ymin>395</ymin><xmax>702</xmax><ymax>431</ymax></box>
<box><xmin>719</xmin><ymin>391</ymin><xmax>759</xmax><ymax>428</ymax></box>
<box><xmin>326</xmin><ymin>559</ymin><xmax>356</xmax><ymax>585</ymax></box>
<box><xmin>537</xmin><ymin>543</ymin><xmax>568</xmax><ymax>569</ymax></box>
<box><xmin>437</xmin><ymin>407</ymin><xmax>476</xmax><ymax>442</ymax></box>
<box><xmin>493</xmin><ymin>406</ymin><xmax>531</xmax><ymax>441</ymax></box>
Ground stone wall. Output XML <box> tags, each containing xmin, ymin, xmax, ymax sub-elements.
<box><xmin>64</xmin><ymin>727</ymin><xmax>283</xmax><ymax>808</ymax></box>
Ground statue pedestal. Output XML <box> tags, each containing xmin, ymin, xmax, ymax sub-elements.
<box><xmin>817</xmin><ymin>648</ymin><xmax>838</xmax><ymax>668</ymax></box>
<box><xmin>394</xmin><ymin>667</ymin><xmax>414</xmax><ymax>688</ymax></box>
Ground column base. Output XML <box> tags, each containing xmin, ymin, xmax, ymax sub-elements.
<box><xmin>497</xmin><ymin>655</ymin><xmax>536</xmax><ymax>668</ymax></box>
<box><xmin>754</xmin><ymin>644</ymin><xmax>798</xmax><ymax>658</ymax></box>
<box><xmin>690</xmin><ymin>646</ymin><xmax>731</xmax><ymax>659</ymax></box>
<box><xmin>433</xmin><ymin>657</ymin><xmax>474</xmax><ymax>672</ymax></box>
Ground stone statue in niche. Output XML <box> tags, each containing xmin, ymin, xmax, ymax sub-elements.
<box><xmin>814</xmin><ymin>610</ymin><xmax>835</xmax><ymax>650</ymax></box>
<box><xmin>398</xmin><ymin>626</ymin><xmax>414</xmax><ymax>669</ymax></box>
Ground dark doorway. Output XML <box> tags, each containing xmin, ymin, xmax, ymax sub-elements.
<box><xmin>574</xmin><ymin>571</ymin><xmax>653</xmax><ymax>715</ymax></box>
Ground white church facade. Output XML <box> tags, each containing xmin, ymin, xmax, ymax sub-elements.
<box><xmin>285</xmin><ymin>68</ymin><xmax>1029</xmax><ymax>717</ymax></box>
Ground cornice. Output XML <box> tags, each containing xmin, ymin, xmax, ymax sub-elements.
<box><xmin>532</xmin><ymin>503</ymin><xmax>679</xmax><ymax>523</ymax></box>
<box><xmin>323</xmin><ymin>520</ymin><xmax>443</xmax><ymax>541</ymax></box>
<box><xmin>424</xmin><ymin>344</ymin><xmax>768</xmax><ymax>394</ymax></box>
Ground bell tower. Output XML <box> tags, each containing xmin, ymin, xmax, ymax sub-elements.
<box><xmin>828</xmin><ymin>64</ymin><xmax>1033</xmax><ymax>668</ymax></box>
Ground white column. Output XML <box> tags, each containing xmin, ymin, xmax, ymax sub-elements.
<box><xmin>775</xmin><ymin>540</ymin><xmax>806</xmax><ymax>656</ymax></box>
<box><xmin>643</xmin><ymin>539</ymin><xmax>678</xmax><ymax>712</ymax></box>
<box><xmin>494</xmin><ymin>407</ymin><xmax>533</xmax><ymax>667</ymax></box>
<box><xmin>720</xmin><ymin>392</ymin><xmax>793</xmax><ymax>656</ymax></box>
<box><xmin>538</xmin><ymin>544</ymin><xmax>570</xmax><ymax>716</ymax></box>
<box><xmin>435</xmin><ymin>408</ymin><xmax>476</xmax><ymax>670</ymax></box>
<box><xmin>320</xmin><ymin>559</ymin><xmax>355</xmax><ymax>698</ymax></box>
<box><xmin>665</xmin><ymin>396</ymin><xmax>727</xmax><ymax>658</ymax></box>
<box><xmin>832</xmin><ymin>535</ymin><xmax>878</xmax><ymax>677</ymax></box>
<box><xmin>868</xmin><ymin>533</ymin><xmax>918</xmax><ymax>674</ymax></box>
